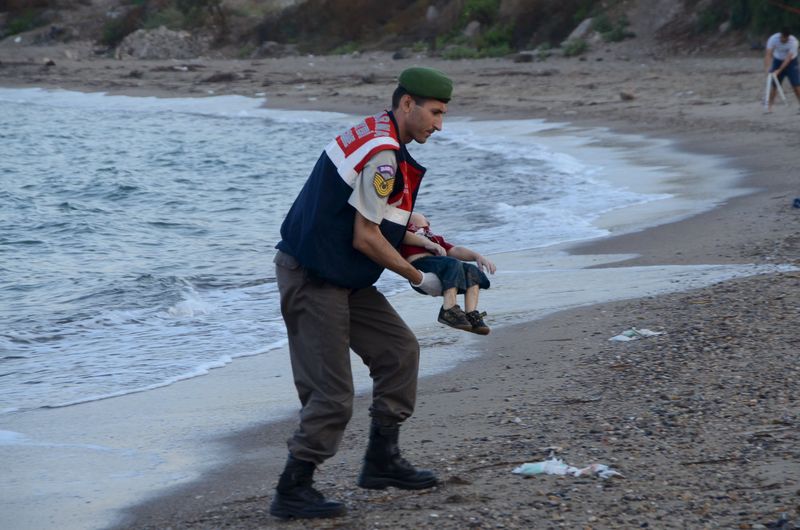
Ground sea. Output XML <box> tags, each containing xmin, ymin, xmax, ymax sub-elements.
<box><xmin>0</xmin><ymin>87</ymin><xmax>755</xmax><ymax>416</ymax></box>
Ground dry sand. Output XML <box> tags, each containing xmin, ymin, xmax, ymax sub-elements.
<box><xmin>2</xmin><ymin>42</ymin><xmax>799</xmax><ymax>529</ymax></box>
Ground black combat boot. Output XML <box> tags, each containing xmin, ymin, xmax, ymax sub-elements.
<box><xmin>269</xmin><ymin>454</ymin><xmax>346</xmax><ymax>519</ymax></box>
<box><xmin>357</xmin><ymin>421</ymin><xmax>439</xmax><ymax>490</ymax></box>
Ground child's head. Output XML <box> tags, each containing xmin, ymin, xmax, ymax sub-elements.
<box><xmin>409</xmin><ymin>212</ymin><xmax>429</xmax><ymax>228</ymax></box>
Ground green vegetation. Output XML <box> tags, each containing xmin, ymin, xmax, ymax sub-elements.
<box><xmin>461</xmin><ymin>0</ymin><xmax>501</xmax><ymax>25</ymax></box>
<box><xmin>331</xmin><ymin>41</ymin><xmax>359</xmax><ymax>55</ymax></box>
<box><xmin>142</xmin><ymin>6</ymin><xmax>185</xmax><ymax>30</ymax></box>
<box><xmin>441</xmin><ymin>45</ymin><xmax>481</xmax><ymax>60</ymax></box>
<box><xmin>411</xmin><ymin>40</ymin><xmax>429</xmax><ymax>53</ymax></box>
<box><xmin>591</xmin><ymin>13</ymin><xmax>614</xmax><ymax>34</ymax></box>
<box><xmin>572</xmin><ymin>0</ymin><xmax>595</xmax><ymax>23</ymax></box>
<box><xmin>695</xmin><ymin>0</ymin><xmax>799</xmax><ymax>34</ymax></box>
<box><xmin>592</xmin><ymin>13</ymin><xmax>635</xmax><ymax>43</ymax></box>
<box><xmin>696</xmin><ymin>7</ymin><xmax>727</xmax><ymax>33</ymax></box>
<box><xmin>562</xmin><ymin>38</ymin><xmax>588</xmax><ymax>57</ymax></box>
<box><xmin>479</xmin><ymin>23</ymin><xmax>512</xmax><ymax>49</ymax></box>
<box><xmin>101</xmin><ymin>7</ymin><xmax>145</xmax><ymax>47</ymax></box>
<box><xmin>438</xmin><ymin>0</ymin><xmax>512</xmax><ymax>59</ymax></box>
<box><xmin>5</xmin><ymin>9</ymin><xmax>47</xmax><ymax>36</ymax></box>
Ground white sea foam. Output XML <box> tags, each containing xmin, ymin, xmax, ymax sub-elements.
<box><xmin>0</xmin><ymin>429</ymin><xmax>27</xmax><ymax>445</ymax></box>
<box><xmin>166</xmin><ymin>288</ymin><xmax>215</xmax><ymax>318</ymax></box>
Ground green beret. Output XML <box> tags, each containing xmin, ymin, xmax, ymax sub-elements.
<box><xmin>398</xmin><ymin>67</ymin><xmax>453</xmax><ymax>102</ymax></box>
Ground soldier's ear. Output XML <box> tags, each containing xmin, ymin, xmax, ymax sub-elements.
<box><xmin>399</xmin><ymin>94</ymin><xmax>415</xmax><ymax>114</ymax></box>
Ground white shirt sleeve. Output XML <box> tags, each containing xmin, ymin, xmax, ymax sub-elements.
<box><xmin>347</xmin><ymin>150</ymin><xmax>398</xmax><ymax>225</ymax></box>
<box><xmin>766</xmin><ymin>33</ymin><xmax>780</xmax><ymax>51</ymax></box>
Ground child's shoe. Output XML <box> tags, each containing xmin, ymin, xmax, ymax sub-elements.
<box><xmin>465</xmin><ymin>310</ymin><xmax>490</xmax><ymax>335</ymax></box>
<box><xmin>438</xmin><ymin>305</ymin><xmax>472</xmax><ymax>331</ymax></box>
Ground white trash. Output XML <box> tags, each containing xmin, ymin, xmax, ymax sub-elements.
<box><xmin>512</xmin><ymin>457</ymin><xmax>623</xmax><ymax>479</ymax></box>
<box><xmin>609</xmin><ymin>327</ymin><xmax>664</xmax><ymax>342</ymax></box>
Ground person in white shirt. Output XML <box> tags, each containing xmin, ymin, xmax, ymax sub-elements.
<box><xmin>764</xmin><ymin>28</ymin><xmax>800</xmax><ymax>112</ymax></box>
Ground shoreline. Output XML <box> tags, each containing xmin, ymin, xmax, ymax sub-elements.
<box><xmin>2</xmin><ymin>49</ymin><xmax>799</xmax><ymax>529</ymax></box>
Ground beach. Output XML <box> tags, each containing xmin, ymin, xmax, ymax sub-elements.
<box><xmin>2</xmin><ymin>39</ymin><xmax>800</xmax><ymax>530</ymax></box>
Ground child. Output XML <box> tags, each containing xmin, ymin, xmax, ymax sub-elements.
<box><xmin>400</xmin><ymin>212</ymin><xmax>496</xmax><ymax>335</ymax></box>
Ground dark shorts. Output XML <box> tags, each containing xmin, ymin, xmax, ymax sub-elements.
<box><xmin>411</xmin><ymin>256</ymin><xmax>490</xmax><ymax>295</ymax></box>
<box><xmin>772</xmin><ymin>57</ymin><xmax>800</xmax><ymax>87</ymax></box>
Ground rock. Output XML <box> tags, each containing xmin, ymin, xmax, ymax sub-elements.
<box><xmin>115</xmin><ymin>26</ymin><xmax>208</xmax><ymax>60</ymax></box>
<box><xmin>566</xmin><ymin>18</ymin><xmax>594</xmax><ymax>42</ymax></box>
<box><xmin>463</xmin><ymin>20</ymin><xmax>481</xmax><ymax>40</ymax></box>
<box><xmin>392</xmin><ymin>48</ymin><xmax>412</xmax><ymax>60</ymax></box>
<box><xmin>202</xmin><ymin>72</ymin><xmax>239</xmax><ymax>83</ymax></box>
<box><xmin>42</xmin><ymin>58</ymin><xmax>55</xmax><ymax>66</ymax></box>
<box><xmin>513</xmin><ymin>52</ymin><xmax>534</xmax><ymax>63</ymax></box>
<box><xmin>250</xmin><ymin>41</ymin><xmax>291</xmax><ymax>59</ymax></box>
<box><xmin>33</xmin><ymin>25</ymin><xmax>79</xmax><ymax>45</ymax></box>
<box><xmin>426</xmin><ymin>5</ymin><xmax>439</xmax><ymax>24</ymax></box>
<box><xmin>360</xmin><ymin>72</ymin><xmax>377</xmax><ymax>84</ymax></box>
<box><xmin>620</xmin><ymin>90</ymin><xmax>636</xmax><ymax>101</ymax></box>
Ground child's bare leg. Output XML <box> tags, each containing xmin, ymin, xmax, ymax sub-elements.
<box><xmin>442</xmin><ymin>287</ymin><xmax>458</xmax><ymax>309</ymax></box>
<box><xmin>464</xmin><ymin>285</ymin><xmax>479</xmax><ymax>313</ymax></box>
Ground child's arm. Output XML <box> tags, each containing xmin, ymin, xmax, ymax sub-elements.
<box><xmin>402</xmin><ymin>230</ymin><xmax>447</xmax><ymax>256</ymax></box>
<box><xmin>447</xmin><ymin>246</ymin><xmax>496</xmax><ymax>274</ymax></box>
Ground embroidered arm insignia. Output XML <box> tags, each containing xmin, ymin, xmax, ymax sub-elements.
<box><xmin>372</xmin><ymin>172</ymin><xmax>395</xmax><ymax>198</ymax></box>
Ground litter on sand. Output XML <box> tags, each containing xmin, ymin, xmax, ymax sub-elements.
<box><xmin>512</xmin><ymin>457</ymin><xmax>623</xmax><ymax>479</ymax></box>
<box><xmin>609</xmin><ymin>327</ymin><xmax>665</xmax><ymax>342</ymax></box>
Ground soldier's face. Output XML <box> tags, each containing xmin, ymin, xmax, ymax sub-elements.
<box><xmin>409</xmin><ymin>99</ymin><xmax>447</xmax><ymax>144</ymax></box>
<box><xmin>399</xmin><ymin>95</ymin><xmax>447</xmax><ymax>144</ymax></box>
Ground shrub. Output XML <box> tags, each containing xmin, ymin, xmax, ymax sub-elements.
<box><xmin>591</xmin><ymin>13</ymin><xmax>614</xmax><ymax>34</ymax></box>
<box><xmin>331</xmin><ymin>41</ymin><xmax>359</xmax><ymax>55</ymax></box>
<box><xmin>478</xmin><ymin>23</ymin><xmax>512</xmax><ymax>49</ymax></box>
<box><xmin>695</xmin><ymin>7</ymin><xmax>726</xmax><ymax>33</ymax></box>
<box><xmin>602</xmin><ymin>26</ymin><xmax>636</xmax><ymax>42</ymax></box>
<box><xmin>5</xmin><ymin>9</ymin><xmax>46</xmax><ymax>36</ymax></box>
<box><xmin>435</xmin><ymin>31</ymin><xmax>467</xmax><ymax>51</ymax></box>
<box><xmin>237</xmin><ymin>43</ymin><xmax>256</xmax><ymax>58</ymax></box>
<box><xmin>411</xmin><ymin>40</ymin><xmax>429</xmax><ymax>53</ymax></box>
<box><xmin>562</xmin><ymin>38</ymin><xmax>588</xmax><ymax>57</ymax></box>
<box><xmin>480</xmin><ymin>43</ymin><xmax>512</xmax><ymax>57</ymax></box>
<box><xmin>573</xmin><ymin>0</ymin><xmax>600</xmax><ymax>24</ymax></box>
<box><xmin>593</xmin><ymin>14</ymin><xmax>635</xmax><ymax>43</ymax></box>
<box><xmin>462</xmin><ymin>0</ymin><xmax>500</xmax><ymax>25</ymax></box>
<box><xmin>142</xmin><ymin>7</ymin><xmax>185</xmax><ymax>30</ymax></box>
<box><xmin>441</xmin><ymin>45</ymin><xmax>480</xmax><ymax>60</ymax></box>
<box><xmin>101</xmin><ymin>6</ymin><xmax>145</xmax><ymax>46</ymax></box>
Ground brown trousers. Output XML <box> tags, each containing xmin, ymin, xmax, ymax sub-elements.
<box><xmin>274</xmin><ymin>251</ymin><xmax>420</xmax><ymax>465</ymax></box>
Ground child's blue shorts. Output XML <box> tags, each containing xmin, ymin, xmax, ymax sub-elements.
<box><xmin>411</xmin><ymin>256</ymin><xmax>490</xmax><ymax>296</ymax></box>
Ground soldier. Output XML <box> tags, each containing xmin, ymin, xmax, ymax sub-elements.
<box><xmin>270</xmin><ymin>67</ymin><xmax>453</xmax><ymax>519</ymax></box>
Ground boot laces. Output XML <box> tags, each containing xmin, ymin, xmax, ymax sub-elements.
<box><xmin>395</xmin><ymin>453</ymin><xmax>416</xmax><ymax>471</ymax></box>
<box><xmin>294</xmin><ymin>478</ymin><xmax>325</xmax><ymax>502</ymax></box>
